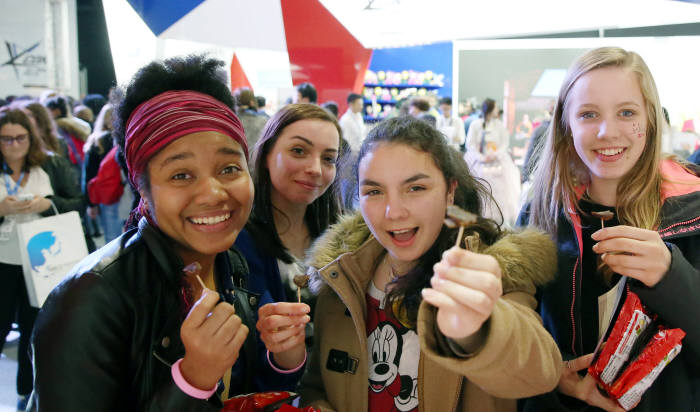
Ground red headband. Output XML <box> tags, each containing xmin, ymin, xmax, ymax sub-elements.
<box><xmin>124</xmin><ymin>90</ymin><xmax>248</xmax><ymax>187</ymax></box>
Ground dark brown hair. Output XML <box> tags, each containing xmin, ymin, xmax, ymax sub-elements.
<box><xmin>247</xmin><ymin>103</ymin><xmax>347</xmax><ymax>262</ymax></box>
<box><xmin>0</xmin><ymin>106</ymin><xmax>47</xmax><ymax>170</ymax></box>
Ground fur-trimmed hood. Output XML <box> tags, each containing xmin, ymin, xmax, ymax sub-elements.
<box><xmin>306</xmin><ymin>211</ymin><xmax>558</xmax><ymax>295</ymax></box>
<box><xmin>56</xmin><ymin>117</ymin><xmax>91</xmax><ymax>142</ymax></box>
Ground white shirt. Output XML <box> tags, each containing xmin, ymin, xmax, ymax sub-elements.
<box><xmin>437</xmin><ymin>115</ymin><xmax>466</xmax><ymax>149</ymax></box>
<box><xmin>466</xmin><ymin>118</ymin><xmax>510</xmax><ymax>158</ymax></box>
<box><xmin>0</xmin><ymin>167</ymin><xmax>54</xmax><ymax>265</ymax></box>
<box><xmin>339</xmin><ymin>110</ymin><xmax>366</xmax><ymax>153</ymax></box>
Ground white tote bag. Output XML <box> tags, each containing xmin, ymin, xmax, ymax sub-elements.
<box><xmin>17</xmin><ymin>208</ymin><xmax>88</xmax><ymax>307</ymax></box>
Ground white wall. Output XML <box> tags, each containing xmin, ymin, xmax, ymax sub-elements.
<box><xmin>0</xmin><ymin>0</ymin><xmax>79</xmax><ymax>99</ymax></box>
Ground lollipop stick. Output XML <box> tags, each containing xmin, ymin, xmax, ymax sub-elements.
<box><xmin>455</xmin><ymin>225</ymin><xmax>465</xmax><ymax>248</ymax></box>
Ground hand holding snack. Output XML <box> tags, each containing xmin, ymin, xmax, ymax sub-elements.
<box><xmin>592</xmin><ymin>226</ymin><xmax>671</xmax><ymax>287</ymax></box>
<box><xmin>558</xmin><ymin>354</ymin><xmax>625</xmax><ymax>412</ymax></box>
<box><xmin>257</xmin><ymin>302</ymin><xmax>309</xmax><ymax>369</ymax></box>
<box><xmin>180</xmin><ymin>263</ymin><xmax>248</xmax><ymax>390</ymax></box>
<box><xmin>422</xmin><ymin>246</ymin><xmax>502</xmax><ymax>339</ymax></box>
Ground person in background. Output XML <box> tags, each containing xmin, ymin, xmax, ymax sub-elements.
<box><xmin>82</xmin><ymin>93</ymin><xmax>107</xmax><ymax>123</ymax></box>
<box><xmin>339</xmin><ymin>93</ymin><xmax>366</xmax><ymax>154</ymax></box>
<box><xmin>44</xmin><ymin>95</ymin><xmax>91</xmax><ymax>173</ymax></box>
<box><xmin>408</xmin><ymin>97</ymin><xmax>436</xmax><ymax>127</ymax></box>
<box><xmin>465</xmin><ymin>98</ymin><xmax>521</xmax><ymax>227</ymax></box>
<box><xmin>0</xmin><ymin>106</ymin><xmax>84</xmax><ymax>412</ymax></box>
<box><xmin>234</xmin><ymin>87</ymin><xmax>268</xmax><ymax>148</ymax></box>
<box><xmin>31</xmin><ymin>55</ymin><xmax>308</xmax><ymax>411</ymax></box>
<box><xmin>437</xmin><ymin>97</ymin><xmax>466</xmax><ymax>151</ymax></box>
<box><xmin>520</xmin><ymin>46</ymin><xmax>700</xmax><ymax>412</ymax></box>
<box><xmin>73</xmin><ymin>105</ymin><xmax>95</xmax><ymax>128</ymax></box>
<box><xmin>82</xmin><ymin>104</ymin><xmax>128</xmax><ymax>243</ymax></box>
<box><xmin>321</xmin><ymin>101</ymin><xmax>339</xmax><ymax>119</ymax></box>
<box><xmin>295</xmin><ymin>82</ymin><xmax>318</xmax><ymax>104</ymax></box>
<box><xmin>298</xmin><ymin>116</ymin><xmax>562</xmax><ymax>412</ymax></box>
<box><xmin>255</xmin><ymin>95</ymin><xmax>269</xmax><ymax>118</ymax></box>
<box><xmin>236</xmin><ymin>103</ymin><xmax>347</xmax><ymax>352</ymax></box>
<box><xmin>20</xmin><ymin>100</ymin><xmax>68</xmax><ymax>157</ymax></box>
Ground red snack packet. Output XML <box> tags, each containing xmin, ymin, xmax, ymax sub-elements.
<box><xmin>276</xmin><ymin>405</ymin><xmax>321</xmax><ymax>412</ymax></box>
<box><xmin>589</xmin><ymin>292</ymin><xmax>652</xmax><ymax>388</ymax></box>
<box><xmin>221</xmin><ymin>391</ymin><xmax>297</xmax><ymax>412</ymax></box>
<box><xmin>609</xmin><ymin>328</ymin><xmax>685</xmax><ymax>410</ymax></box>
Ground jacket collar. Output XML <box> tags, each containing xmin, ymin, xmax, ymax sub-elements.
<box><xmin>138</xmin><ymin>217</ymin><xmax>185</xmax><ymax>287</ymax></box>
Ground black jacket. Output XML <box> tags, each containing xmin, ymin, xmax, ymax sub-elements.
<box><xmin>519</xmin><ymin>161</ymin><xmax>700</xmax><ymax>411</ymax></box>
<box><xmin>31</xmin><ymin>218</ymin><xmax>267</xmax><ymax>411</ymax></box>
<box><xmin>39</xmin><ymin>153</ymin><xmax>85</xmax><ymax>217</ymax></box>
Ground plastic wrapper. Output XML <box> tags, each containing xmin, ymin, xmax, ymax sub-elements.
<box><xmin>609</xmin><ymin>328</ymin><xmax>685</xmax><ymax>410</ymax></box>
<box><xmin>221</xmin><ymin>391</ymin><xmax>317</xmax><ymax>412</ymax></box>
<box><xmin>589</xmin><ymin>292</ymin><xmax>652</xmax><ymax>387</ymax></box>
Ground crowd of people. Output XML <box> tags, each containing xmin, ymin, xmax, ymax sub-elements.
<box><xmin>0</xmin><ymin>47</ymin><xmax>698</xmax><ymax>412</ymax></box>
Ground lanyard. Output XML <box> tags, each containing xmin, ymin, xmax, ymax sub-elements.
<box><xmin>3</xmin><ymin>171</ymin><xmax>26</xmax><ymax>196</ymax></box>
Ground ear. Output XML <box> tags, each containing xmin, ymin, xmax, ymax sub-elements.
<box><xmin>447</xmin><ymin>179</ymin><xmax>457</xmax><ymax>205</ymax></box>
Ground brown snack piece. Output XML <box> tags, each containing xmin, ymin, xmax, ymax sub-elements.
<box><xmin>182</xmin><ymin>261</ymin><xmax>202</xmax><ymax>277</ymax></box>
<box><xmin>445</xmin><ymin>205</ymin><xmax>478</xmax><ymax>249</ymax></box>
<box><xmin>293</xmin><ymin>274</ymin><xmax>310</xmax><ymax>303</ymax></box>
<box><xmin>446</xmin><ymin>205</ymin><xmax>478</xmax><ymax>226</ymax></box>
<box><xmin>592</xmin><ymin>210</ymin><xmax>615</xmax><ymax>228</ymax></box>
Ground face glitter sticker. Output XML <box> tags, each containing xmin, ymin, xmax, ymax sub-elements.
<box><xmin>632</xmin><ymin>122</ymin><xmax>644</xmax><ymax>139</ymax></box>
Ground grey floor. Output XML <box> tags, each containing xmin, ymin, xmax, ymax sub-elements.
<box><xmin>1</xmin><ymin>333</ymin><xmax>19</xmax><ymax>412</ymax></box>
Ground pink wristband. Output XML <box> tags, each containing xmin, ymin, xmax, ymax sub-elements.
<box><xmin>171</xmin><ymin>358</ymin><xmax>218</xmax><ymax>399</ymax></box>
<box><xmin>267</xmin><ymin>349</ymin><xmax>307</xmax><ymax>374</ymax></box>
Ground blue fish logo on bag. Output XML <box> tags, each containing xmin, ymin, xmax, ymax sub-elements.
<box><xmin>26</xmin><ymin>231</ymin><xmax>62</xmax><ymax>277</ymax></box>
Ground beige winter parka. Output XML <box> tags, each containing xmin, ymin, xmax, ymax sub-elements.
<box><xmin>298</xmin><ymin>213</ymin><xmax>563</xmax><ymax>412</ymax></box>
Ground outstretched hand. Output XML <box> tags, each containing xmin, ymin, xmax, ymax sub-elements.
<box><xmin>421</xmin><ymin>247</ymin><xmax>502</xmax><ymax>340</ymax></box>
<box><xmin>559</xmin><ymin>353</ymin><xmax>624</xmax><ymax>412</ymax></box>
<box><xmin>592</xmin><ymin>225</ymin><xmax>671</xmax><ymax>287</ymax></box>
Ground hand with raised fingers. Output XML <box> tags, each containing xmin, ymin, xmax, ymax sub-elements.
<box><xmin>421</xmin><ymin>246</ymin><xmax>502</xmax><ymax>340</ymax></box>
<box><xmin>559</xmin><ymin>354</ymin><xmax>625</xmax><ymax>412</ymax></box>
<box><xmin>180</xmin><ymin>288</ymin><xmax>249</xmax><ymax>390</ymax></box>
<box><xmin>257</xmin><ymin>302</ymin><xmax>310</xmax><ymax>369</ymax></box>
<box><xmin>592</xmin><ymin>225</ymin><xmax>671</xmax><ymax>288</ymax></box>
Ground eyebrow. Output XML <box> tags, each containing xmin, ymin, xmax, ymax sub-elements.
<box><xmin>291</xmin><ymin>135</ymin><xmax>338</xmax><ymax>154</ymax></box>
<box><xmin>159</xmin><ymin>147</ymin><xmax>243</xmax><ymax>168</ymax></box>
<box><xmin>360</xmin><ymin>173</ymin><xmax>431</xmax><ymax>187</ymax></box>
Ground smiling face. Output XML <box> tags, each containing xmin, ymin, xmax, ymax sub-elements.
<box><xmin>566</xmin><ymin>66</ymin><xmax>647</xmax><ymax>193</ymax></box>
<box><xmin>359</xmin><ymin>142</ymin><xmax>454</xmax><ymax>267</ymax></box>
<box><xmin>145</xmin><ymin>131</ymin><xmax>253</xmax><ymax>263</ymax></box>
<box><xmin>266</xmin><ymin>118</ymin><xmax>339</xmax><ymax>208</ymax></box>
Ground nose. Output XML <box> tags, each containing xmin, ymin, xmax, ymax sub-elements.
<box><xmin>196</xmin><ymin>176</ymin><xmax>228</xmax><ymax>205</ymax></box>
<box><xmin>597</xmin><ymin>117</ymin><xmax>619</xmax><ymax>139</ymax></box>
<box><xmin>384</xmin><ymin>193</ymin><xmax>408</xmax><ymax>220</ymax></box>
<box><xmin>305</xmin><ymin>156</ymin><xmax>322</xmax><ymax>177</ymax></box>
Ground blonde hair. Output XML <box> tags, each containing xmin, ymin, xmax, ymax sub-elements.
<box><xmin>529</xmin><ymin>47</ymin><xmax>664</xmax><ymax>234</ymax></box>
<box><xmin>83</xmin><ymin>104</ymin><xmax>113</xmax><ymax>155</ymax></box>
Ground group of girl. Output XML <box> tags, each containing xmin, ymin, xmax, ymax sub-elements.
<box><xmin>22</xmin><ymin>46</ymin><xmax>698</xmax><ymax>412</ymax></box>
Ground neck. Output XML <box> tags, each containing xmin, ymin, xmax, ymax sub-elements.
<box><xmin>587</xmin><ymin>177</ymin><xmax>618</xmax><ymax>206</ymax></box>
<box><xmin>270</xmin><ymin>189</ymin><xmax>308</xmax><ymax>233</ymax></box>
<box><xmin>5</xmin><ymin>158</ymin><xmax>25</xmax><ymax>176</ymax></box>
<box><xmin>178</xmin><ymin>249</ymin><xmax>217</xmax><ymax>290</ymax></box>
<box><xmin>373</xmin><ymin>252</ymin><xmax>416</xmax><ymax>291</ymax></box>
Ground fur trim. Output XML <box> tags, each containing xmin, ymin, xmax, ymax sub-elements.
<box><xmin>483</xmin><ymin>229</ymin><xmax>557</xmax><ymax>292</ymax></box>
<box><xmin>306</xmin><ymin>212</ymin><xmax>370</xmax><ymax>294</ymax></box>
<box><xmin>56</xmin><ymin>117</ymin><xmax>90</xmax><ymax>141</ymax></box>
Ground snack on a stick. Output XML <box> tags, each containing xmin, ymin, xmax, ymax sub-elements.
<box><xmin>592</xmin><ymin>210</ymin><xmax>615</xmax><ymax>228</ymax></box>
<box><xmin>445</xmin><ymin>205</ymin><xmax>478</xmax><ymax>249</ymax></box>
<box><xmin>293</xmin><ymin>274</ymin><xmax>310</xmax><ymax>303</ymax></box>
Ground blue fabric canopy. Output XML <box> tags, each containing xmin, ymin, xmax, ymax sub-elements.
<box><xmin>127</xmin><ymin>0</ymin><xmax>206</xmax><ymax>36</ymax></box>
